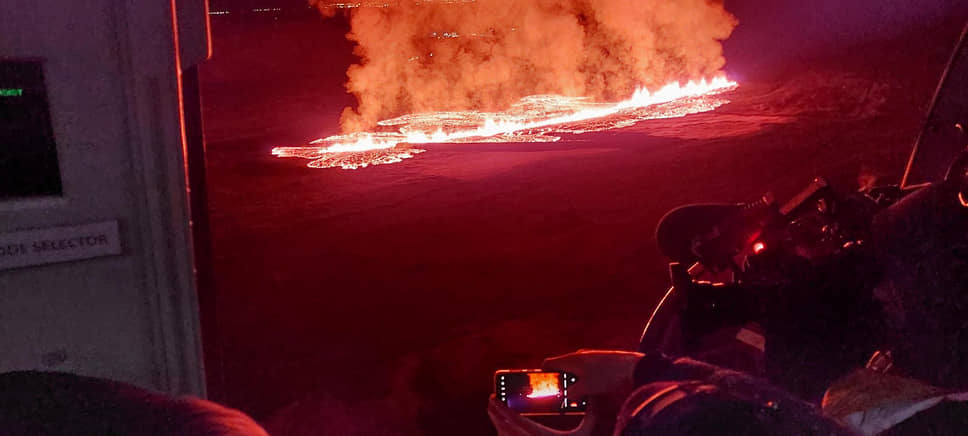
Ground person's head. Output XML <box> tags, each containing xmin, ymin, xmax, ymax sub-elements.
<box><xmin>154</xmin><ymin>396</ymin><xmax>270</xmax><ymax>436</ymax></box>
<box><xmin>0</xmin><ymin>371</ymin><xmax>268</xmax><ymax>436</ymax></box>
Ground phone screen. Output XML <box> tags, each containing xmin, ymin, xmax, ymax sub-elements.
<box><xmin>494</xmin><ymin>370</ymin><xmax>586</xmax><ymax>415</ymax></box>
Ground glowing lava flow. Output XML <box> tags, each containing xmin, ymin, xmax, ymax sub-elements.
<box><xmin>273</xmin><ymin>76</ymin><xmax>738</xmax><ymax>169</ymax></box>
<box><xmin>526</xmin><ymin>373</ymin><xmax>561</xmax><ymax>399</ymax></box>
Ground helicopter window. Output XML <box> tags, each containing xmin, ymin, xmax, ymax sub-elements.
<box><xmin>903</xmin><ymin>27</ymin><xmax>968</xmax><ymax>187</ymax></box>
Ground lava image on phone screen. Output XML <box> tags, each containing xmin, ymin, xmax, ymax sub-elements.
<box><xmin>495</xmin><ymin>370</ymin><xmax>586</xmax><ymax>415</ymax></box>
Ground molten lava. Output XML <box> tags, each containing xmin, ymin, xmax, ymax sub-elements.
<box><xmin>273</xmin><ymin>76</ymin><xmax>738</xmax><ymax>169</ymax></box>
<box><xmin>526</xmin><ymin>372</ymin><xmax>561</xmax><ymax>399</ymax></box>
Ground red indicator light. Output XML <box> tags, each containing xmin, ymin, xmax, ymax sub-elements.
<box><xmin>752</xmin><ymin>241</ymin><xmax>766</xmax><ymax>254</ymax></box>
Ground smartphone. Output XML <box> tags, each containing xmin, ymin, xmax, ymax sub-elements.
<box><xmin>494</xmin><ymin>369</ymin><xmax>587</xmax><ymax>415</ymax></box>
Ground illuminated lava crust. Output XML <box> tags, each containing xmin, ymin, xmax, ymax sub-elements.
<box><xmin>273</xmin><ymin>77</ymin><xmax>737</xmax><ymax>169</ymax></box>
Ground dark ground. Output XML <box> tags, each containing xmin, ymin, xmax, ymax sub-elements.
<box><xmin>198</xmin><ymin>3</ymin><xmax>967</xmax><ymax>434</ymax></box>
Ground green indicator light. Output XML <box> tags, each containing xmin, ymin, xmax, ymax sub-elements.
<box><xmin>0</xmin><ymin>88</ymin><xmax>24</xmax><ymax>97</ymax></box>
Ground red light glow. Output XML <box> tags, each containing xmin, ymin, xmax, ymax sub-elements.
<box><xmin>752</xmin><ymin>241</ymin><xmax>766</xmax><ymax>254</ymax></box>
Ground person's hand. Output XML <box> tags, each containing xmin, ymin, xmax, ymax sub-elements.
<box><xmin>487</xmin><ymin>394</ymin><xmax>602</xmax><ymax>436</ymax></box>
<box><xmin>487</xmin><ymin>350</ymin><xmax>644</xmax><ymax>436</ymax></box>
<box><xmin>541</xmin><ymin>350</ymin><xmax>644</xmax><ymax>402</ymax></box>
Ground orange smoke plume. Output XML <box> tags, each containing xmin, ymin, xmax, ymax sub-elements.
<box><xmin>312</xmin><ymin>0</ymin><xmax>737</xmax><ymax>133</ymax></box>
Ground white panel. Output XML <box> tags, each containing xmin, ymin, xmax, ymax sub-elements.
<box><xmin>0</xmin><ymin>221</ymin><xmax>121</xmax><ymax>271</ymax></box>
<box><xmin>0</xmin><ymin>0</ymin><xmax>205</xmax><ymax>396</ymax></box>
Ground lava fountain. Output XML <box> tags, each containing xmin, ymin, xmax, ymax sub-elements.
<box><xmin>526</xmin><ymin>372</ymin><xmax>561</xmax><ymax>399</ymax></box>
<box><xmin>273</xmin><ymin>76</ymin><xmax>738</xmax><ymax>169</ymax></box>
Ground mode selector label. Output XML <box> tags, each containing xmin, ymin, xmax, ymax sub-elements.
<box><xmin>0</xmin><ymin>221</ymin><xmax>122</xmax><ymax>271</ymax></box>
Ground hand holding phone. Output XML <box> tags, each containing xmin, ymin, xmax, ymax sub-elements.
<box><xmin>493</xmin><ymin>350</ymin><xmax>644</xmax><ymax>416</ymax></box>
<box><xmin>494</xmin><ymin>370</ymin><xmax>587</xmax><ymax>415</ymax></box>
<box><xmin>490</xmin><ymin>351</ymin><xmax>644</xmax><ymax>436</ymax></box>
<box><xmin>540</xmin><ymin>350</ymin><xmax>643</xmax><ymax>401</ymax></box>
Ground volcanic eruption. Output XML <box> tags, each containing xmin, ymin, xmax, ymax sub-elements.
<box><xmin>275</xmin><ymin>0</ymin><xmax>740</xmax><ymax>169</ymax></box>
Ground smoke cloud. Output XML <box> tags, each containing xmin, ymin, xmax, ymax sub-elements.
<box><xmin>314</xmin><ymin>0</ymin><xmax>737</xmax><ymax>132</ymax></box>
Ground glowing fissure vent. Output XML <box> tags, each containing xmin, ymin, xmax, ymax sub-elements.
<box><xmin>526</xmin><ymin>373</ymin><xmax>561</xmax><ymax>399</ymax></box>
<box><xmin>273</xmin><ymin>76</ymin><xmax>738</xmax><ymax>169</ymax></box>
